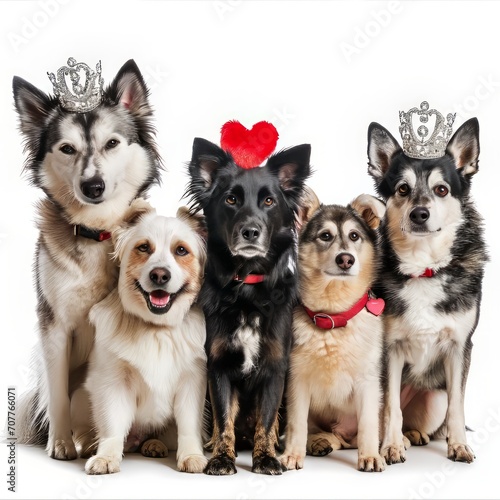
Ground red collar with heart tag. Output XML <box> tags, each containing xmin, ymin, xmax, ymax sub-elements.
<box><xmin>303</xmin><ymin>291</ymin><xmax>385</xmax><ymax>330</ymax></box>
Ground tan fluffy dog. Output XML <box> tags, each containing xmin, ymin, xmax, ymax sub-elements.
<box><xmin>281</xmin><ymin>191</ymin><xmax>386</xmax><ymax>472</ymax></box>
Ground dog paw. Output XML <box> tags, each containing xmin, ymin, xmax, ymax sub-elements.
<box><xmin>85</xmin><ymin>455</ymin><xmax>121</xmax><ymax>475</ymax></box>
<box><xmin>448</xmin><ymin>443</ymin><xmax>475</xmax><ymax>463</ymax></box>
<box><xmin>141</xmin><ymin>438</ymin><xmax>168</xmax><ymax>458</ymax></box>
<box><xmin>381</xmin><ymin>443</ymin><xmax>406</xmax><ymax>465</ymax></box>
<box><xmin>252</xmin><ymin>455</ymin><xmax>285</xmax><ymax>475</ymax></box>
<box><xmin>404</xmin><ymin>429</ymin><xmax>430</xmax><ymax>446</ymax></box>
<box><xmin>178</xmin><ymin>454</ymin><xmax>208</xmax><ymax>473</ymax></box>
<box><xmin>309</xmin><ymin>437</ymin><xmax>333</xmax><ymax>457</ymax></box>
<box><xmin>279</xmin><ymin>453</ymin><xmax>304</xmax><ymax>470</ymax></box>
<box><xmin>358</xmin><ymin>454</ymin><xmax>386</xmax><ymax>472</ymax></box>
<box><xmin>204</xmin><ymin>454</ymin><xmax>237</xmax><ymax>475</ymax></box>
<box><xmin>47</xmin><ymin>438</ymin><xmax>77</xmax><ymax>460</ymax></box>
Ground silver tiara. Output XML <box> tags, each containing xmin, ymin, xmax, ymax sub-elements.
<box><xmin>399</xmin><ymin>101</ymin><xmax>456</xmax><ymax>159</ymax></box>
<box><xmin>47</xmin><ymin>57</ymin><xmax>104</xmax><ymax>113</ymax></box>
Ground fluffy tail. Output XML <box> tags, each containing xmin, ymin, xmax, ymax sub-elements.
<box><xmin>16</xmin><ymin>388</ymin><xmax>48</xmax><ymax>445</ymax></box>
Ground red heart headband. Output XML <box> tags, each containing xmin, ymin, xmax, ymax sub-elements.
<box><xmin>220</xmin><ymin>120</ymin><xmax>279</xmax><ymax>169</ymax></box>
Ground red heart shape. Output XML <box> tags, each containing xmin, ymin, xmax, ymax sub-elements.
<box><xmin>366</xmin><ymin>298</ymin><xmax>385</xmax><ymax>316</ymax></box>
<box><xmin>220</xmin><ymin>120</ymin><xmax>279</xmax><ymax>169</ymax></box>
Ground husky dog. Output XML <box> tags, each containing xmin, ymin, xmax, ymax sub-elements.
<box><xmin>367</xmin><ymin>118</ymin><xmax>487</xmax><ymax>463</ymax></box>
<box><xmin>186</xmin><ymin>138</ymin><xmax>310</xmax><ymax>475</ymax></box>
<box><xmin>85</xmin><ymin>203</ymin><xmax>208</xmax><ymax>475</ymax></box>
<box><xmin>13</xmin><ymin>59</ymin><xmax>162</xmax><ymax>459</ymax></box>
<box><xmin>280</xmin><ymin>191</ymin><xmax>386</xmax><ymax>472</ymax></box>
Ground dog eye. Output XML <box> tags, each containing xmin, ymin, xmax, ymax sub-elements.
<box><xmin>226</xmin><ymin>195</ymin><xmax>237</xmax><ymax>205</ymax></box>
<box><xmin>319</xmin><ymin>231</ymin><xmax>332</xmax><ymax>241</ymax></box>
<box><xmin>264</xmin><ymin>197</ymin><xmax>274</xmax><ymax>207</ymax></box>
<box><xmin>176</xmin><ymin>246</ymin><xmax>188</xmax><ymax>256</ymax></box>
<box><xmin>434</xmin><ymin>185</ymin><xmax>449</xmax><ymax>197</ymax></box>
<box><xmin>137</xmin><ymin>243</ymin><xmax>150</xmax><ymax>253</ymax></box>
<box><xmin>349</xmin><ymin>231</ymin><xmax>360</xmax><ymax>241</ymax></box>
<box><xmin>105</xmin><ymin>139</ymin><xmax>120</xmax><ymax>150</ymax></box>
<box><xmin>397</xmin><ymin>183</ymin><xmax>410</xmax><ymax>196</ymax></box>
<box><xmin>59</xmin><ymin>144</ymin><xmax>76</xmax><ymax>155</ymax></box>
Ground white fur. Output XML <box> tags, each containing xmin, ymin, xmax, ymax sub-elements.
<box><xmin>85</xmin><ymin>213</ymin><xmax>208</xmax><ymax>475</ymax></box>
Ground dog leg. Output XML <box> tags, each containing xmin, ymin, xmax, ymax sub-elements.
<box><xmin>204</xmin><ymin>375</ymin><xmax>238</xmax><ymax>475</ymax></box>
<box><xmin>252</xmin><ymin>375</ymin><xmax>286</xmax><ymax>475</ymax></box>
<box><xmin>279</xmin><ymin>378</ymin><xmax>311</xmax><ymax>470</ymax></box>
<box><xmin>43</xmin><ymin>325</ymin><xmax>77</xmax><ymax>460</ymax></box>
<box><xmin>85</xmin><ymin>383</ymin><xmax>135</xmax><ymax>475</ymax></box>
<box><xmin>356</xmin><ymin>380</ymin><xmax>385</xmax><ymax>472</ymax></box>
<box><xmin>71</xmin><ymin>387</ymin><xmax>96</xmax><ymax>458</ymax></box>
<box><xmin>174</xmin><ymin>362</ymin><xmax>208</xmax><ymax>473</ymax></box>
<box><xmin>380</xmin><ymin>348</ymin><xmax>407</xmax><ymax>464</ymax></box>
<box><xmin>444</xmin><ymin>351</ymin><xmax>474</xmax><ymax>463</ymax></box>
<box><xmin>141</xmin><ymin>439</ymin><xmax>168</xmax><ymax>458</ymax></box>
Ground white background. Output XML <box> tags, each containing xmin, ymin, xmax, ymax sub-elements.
<box><xmin>1</xmin><ymin>1</ymin><xmax>500</xmax><ymax>499</ymax></box>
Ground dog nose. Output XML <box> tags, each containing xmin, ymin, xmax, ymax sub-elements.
<box><xmin>410</xmin><ymin>206</ymin><xmax>430</xmax><ymax>225</ymax></box>
<box><xmin>241</xmin><ymin>227</ymin><xmax>260</xmax><ymax>241</ymax></box>
<box><xmin>149</xmin><ymin>267</ymin><xmax>171</xmax><ymax>285</ymax></box>
<box><xmin>81</xmin><ymin>177</ymin><xmax>105</xmax><ymax>200</ymax></box>
<box><xmin>336</xmin><ymin>252</ymin><xmax>355</xmax><ymax>270</ymax></box>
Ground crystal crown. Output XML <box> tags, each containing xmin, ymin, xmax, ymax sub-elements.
<box><xmin>47</xmin><ymin>57</ymin><xmax>104</xmax><ymax>113</ymax></box>
<box><xmin>399</xmin><ymin>101</ymin><xmax>456</xmax><ymax>159</ymax></box>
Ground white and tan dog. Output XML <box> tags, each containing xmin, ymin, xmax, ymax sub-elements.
<box><xmin>281</xmin><ymin>191</ymin><xmax>386</xmax><ymax>472</ymax></box>
<box><xmin>84</xmin><ymin>203</ymin><xmax>208</xmax><ymax>474</ymax></box>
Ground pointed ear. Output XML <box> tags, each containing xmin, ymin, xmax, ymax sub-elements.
<box><xmin>13</xmin><ymin>76</ymin><xmax>54</xmax><ymax>138</ymax></box>
<box><xmin>176</xmin><ymin>206</ymin><xmax>208</xmax><ymax>242</ymax></box>
<box><xmin>445</xmin><ymin>118</ymin><xmax>480</xmax><ymax>176</ymax></box>
<box><xmin>266</xmin><ymin>144</ymin><xmax>311</xmax><ymax>207</ymax></box>
<box><xmin>296</xmin><ymin>185</ymin><xmax>321</xmax><ymax>231</ymax></box>
<box><xmin>107</xmin><ymin>59</ymin><xmax>151</xmax><ymax>118</ymax></box>
<box><xmin>350</xmin><ymin>194</ymin><xmax>386</xmax><ymax>230</ymax></box>
<box><xmin>112</xmin><ymin>198</ymin><xmax>156</xmax><ymax>260</ymax></box>
<box><xmin>367</xmin><ymin>122</ymin><xmax>402</xmax><ymax>181</ymax></box>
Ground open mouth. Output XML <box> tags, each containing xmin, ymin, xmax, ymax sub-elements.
<box><xmin>135</xmin><ymin>281</ymin><xmax>177</xmax><ymax>315</ymax></box>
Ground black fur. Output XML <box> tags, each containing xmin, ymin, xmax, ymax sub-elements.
<box><xmin>186</xmin><ymin>138</ymin><xmax>310</xmax><ymax>475</ymax></box>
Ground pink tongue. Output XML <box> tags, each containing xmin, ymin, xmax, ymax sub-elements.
<box><xmin>149</xmin><ymin>290</ymin><xmax>170</xmax><ymax>307</ymax></box>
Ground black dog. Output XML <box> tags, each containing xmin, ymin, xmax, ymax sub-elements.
<box><xmin>186</xmin><ymin>138</ymin><xmax>310</xmax><ymax>475</ymax></box>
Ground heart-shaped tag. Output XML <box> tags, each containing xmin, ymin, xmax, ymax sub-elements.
<box><xmin>220</xmin><ymin>120</ymin><xmax>279</xmax><ymax>169</ymax></box>
<box><xmin>366</xmin><ymin>297</ymin><xmax>385</xmax><ymax>316</ymax></box>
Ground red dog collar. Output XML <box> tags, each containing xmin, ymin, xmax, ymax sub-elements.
<box><xmin>74</xmin><ymin>225</ymin><xmax>111</xmax><ymax>242</ymax></box>
<box><xmin>233</xmin><ymin>273</ymin><xmax>265</xmax><ymax>284</ymax></box>
<box><xmin>410</xmin><ymin>268</ymin><xmax>435</xmax><ymax>278</ymax></box>
<box><xmin>304</xmin><ymin>291</ymin><xmax>385</xmax><ymax>330</ymax></box>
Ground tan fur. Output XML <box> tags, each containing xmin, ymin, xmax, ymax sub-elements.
<box><xmin>280</xmin><ymin>193</ymin><xmax>386</xmax><ymax>472</ymax></box>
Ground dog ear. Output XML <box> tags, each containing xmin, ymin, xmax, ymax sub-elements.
<box><xmin>176</xmin><ymin>206</ymin><xmax>208</xmax><ymax>242</ymax></box>
<box><xmin>107</xmin><ymin>59</ymin><xmax>151</xmax><ymax>118</ymax></box>
<box><xmin>12</xmin><ymin>76</ymin><xmax>54</xmax><ymax>140</ymax></box>
<box><xmin>266</xmin><ymin>144</ymin><xmax>311</xmax><ymax>206</ymax></box>
<box><xmin>296</xmin><ymin>185</ymin><xmax>321</xmax><ymax>231</ymax></box>
<box><xmin>112</xmin><ymin>198</ymin><xmax>156</xmax><ymax>261</ymax></box>
<box><xmin>445</xmin><ymin>118</ymin><xmax>480</xmax><ymax>176</ymax></box>
<box><xmin>350</xmin><ymin>194</ymin><xmax>386</xmax><ymax>230</ymax></box>
<box><xmin>367</xmin><ymin>122</ymin><xmax>402</xmax><ymax>180</ymax></box>
<box><xmin>186</xmin><ymin>138</ymin><xmax>232</xmax><ymax>210</ymax></box>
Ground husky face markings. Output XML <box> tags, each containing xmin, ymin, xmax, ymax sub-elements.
<box><xmin>367</xmin><ymin>117</ymin><xmax>488</xmax><ymax>464</ymax></box>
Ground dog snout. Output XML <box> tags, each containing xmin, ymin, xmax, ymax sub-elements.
<box><xmin>410</xmin><ymin>206</ymin><xmax>430</xmax><ymax>225</ymax></box>
<box><xmin>80</xmin><ymin>176</ymin><xmax>105</xmax><ymax>200</ymax></box>
<box><xmin>241</xmin><ymin>226</ymin><xmax>261</xmax><ymax>242</ymax></box>
<box><xmin>335</xmin><ymin>252</ymin><xmax>355</xmax><ymax>270</ymax></box>
<box><xmin>149</xmin><ymin>267</ymin><xmax>171</xmax><ymax>286</ymax></box>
